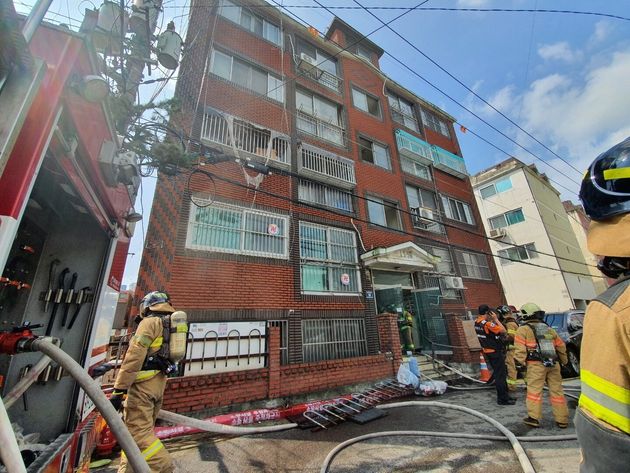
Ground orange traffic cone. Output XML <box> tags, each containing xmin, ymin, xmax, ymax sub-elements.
<box><xmin>479</xmin><ymin>352</ymin><xmax>491</xmax><ymax>382</ymax></box>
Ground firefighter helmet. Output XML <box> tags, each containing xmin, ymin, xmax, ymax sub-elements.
<box><xmin>496</xmin><ymin>305</ymin><xmax>511</xmax><ymax>316</ymax></box>
<box><xmin>140</xmin><ymin>291</ymin><xmax>175</xmax><ymax>316</ymax></box>
<box><xmin>520</xmin><ymin>302</ymin><xmax>544</xmax><ymax>320</ymax></box>
<box><xmin>580</xmin><ymin>137</ymin><xmax>630</xmax><ymax>258</ymax></box>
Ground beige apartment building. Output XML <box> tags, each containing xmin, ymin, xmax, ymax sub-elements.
<box><xmin>471</xmin><ymin>158</ymin><xmax>597</xmax><ymax>311</ymax></box>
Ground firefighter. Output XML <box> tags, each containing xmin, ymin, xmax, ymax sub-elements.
<box><xmin>110</xmin><ymin>291</ymin><xmax>186</xmax><ymax>473</ymax></box>
<box><xmin>474</xmin><ymin>304</ymin><xmax>514</xmax><ymax>405</ymax></box>
<box><xmin>575</xmin><ymin>136</ymin><xmax>630</xmax><ymax>472</ymax></box>
<box><xmin>496</xmin><ymin>305</ymin><xmax>519</xmax><ymax>392</ymax></box>
<box><xmin>396</xmin><ymin>307</ymin><xmax>415</xmax><ymax>353</ymax></box>
<box><xmin>514</xmin><ymin>302</ymin><xmax>569</xmax><ymax>428</ymax></box>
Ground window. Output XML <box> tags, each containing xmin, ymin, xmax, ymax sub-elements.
<box><xmin>401</xmin><ymin>157</ymin><xmax>431</xmax><ymax>180</ymax></box>
<box><xmin>408</xmin><ymin>187</ymin><xmax>443</xmax><ymax>233</ymax></box>
<box><xmin>421</xmin><ymin>246</ymin><xmax>455</xmax><ymax>275</ymax></box>
<box><xmin>367</xmin><ymin>197</ymin><xmax>401</xmax><ymax>230</ymax></box>
<box><xmin>356</xmin><ymin>44</ymin><xmax>372</xmax><ymax>61</ymax></box>
<box><xmin>299</xmin><ymin>223</ymin><xmax>360</xmax><ymax>293</ymax></box>
<box><xmin>455</xmin><ymin>250</ymin><xmax>492</xmax><ymax>280</ymax></box>
<box><xmin>352</xmin><ymin>88</ymin><xmax>380</xmax><ymax>117</ymax></box>
<box><xmin>358</xmin><ymin>137</ymin><xmax>390</xmax><ymax>169</ymax></box>
<box><xmin>297</xmin><ymin>42</ymin><xmax>340</xmax><ymax>91</ymax></box>
<box><xmin>440</xmin><ymin>195</ymin><xmax>475</xmax><ymax>224</ymax></box>
<box><xmin>497</xmin><ymin>243</ymin><xmax>538</xmax><ymax>265</ymax></box>
<box><xmin>302</xmin><ymin>319</ymin><xmax>367</xmax><ymax>362</ymax></box>
<box><xmin>187</xmin><ymin>202</ymin><xmax>288</xmax><ymax>258</ymax></box>
<box><xmin>388</xmin><ymin>93</ymin><xmax>419</xmax><ymax>131</ymax></box>
<box><xmin>296</xmin><ymin>90</ymin><xmax>344</xmax><ymax>144</ymax></box>
<box><xmin>298</xmin><ymin>179</ymin><xmax>353</xmax><ymax>212</ymax></box>
<box><xmin>210</xmin><ymin>50</ymin><xmax>284</xmax><ymax>102</ymax></box>
<box><xmin>421</xmin><ymin>109</ymin><xmax>450</xmax><ymax>137</ymax></box>
<box><xmin>488</xmin><ymin>208</ymin><xmax>525</xmax><ymax>229</ymax></box>
<box><xmin>480</xmin><ymin>177</ymin><xmax>513</xmax><ymax>199</ymax></box>
<box><xmin>218</xmin><ymin>0</ymin><xmax>282</xmax><ymax>45</ymax></box>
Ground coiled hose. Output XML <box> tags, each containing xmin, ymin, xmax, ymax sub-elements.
<box><xmin>321</xmin><ymin>401</ymin><xmax>537</xmax><ymax>473</ymax></box>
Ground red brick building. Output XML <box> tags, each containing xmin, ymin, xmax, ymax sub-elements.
<box><xmin>138</xmin><ymin>0</ymin><xmax>504</xmax><ymax>411</ymax></box>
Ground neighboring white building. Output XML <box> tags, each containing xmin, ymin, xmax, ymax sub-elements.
<box><xmin>471</xmin><ymin>158</ymin><xmax>597</xmax><ymax>311</ymax></box>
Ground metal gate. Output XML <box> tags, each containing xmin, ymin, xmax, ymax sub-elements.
<box><xmin>411</xmin><ymin>288</ymin><xmax>450</xmax><ymax>351</ymax></box>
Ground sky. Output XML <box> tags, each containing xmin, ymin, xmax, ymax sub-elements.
<box><xmin>15</xmin><ymin>0</ymin><xmax>630</xmax><ymax>287</ymax></box>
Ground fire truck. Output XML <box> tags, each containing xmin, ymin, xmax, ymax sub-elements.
<box><xmin>0</xmin><ymin>9</ymin><xmax>140</xmax><ymax>471</ymax></box>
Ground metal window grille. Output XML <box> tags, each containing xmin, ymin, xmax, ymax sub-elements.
<box><xmin>299</xmin><ymin>143</ymin><xmax>355</xmax><ymax>185</ymax></box>
<box><xmin>301</xmin><ymin>319</ymin><xmax>368</xmax><ymax>362</ymax></box>
<box><xmin>410</xmin><ymin>207</ymin><xmax>445</xmax><ymax>234</ymax></box>
<box><xmin>201</xmin><ymin>110</ymin><xmax>290</xmax><ymax>164</ymax></box>
<box><xmin>455</xmin><ymin>250</ymin><xmax>492</xmax><ymax>280</ymax></box>
<box><xmin>296</xmin><ymin>110</ymin><xmax>346</xmax><ymax>146</ymax></box>
<box><xmin>421</xmin><ymin>274</ymin><xmax>463</xmax><ymax>302</ymax></box>
<box><xmin>297</xmin><ymin>61</ymin><xmax>342</xmax><ymax>92</ymax></box>
<box><xmin>298</xmin><ymin>179</ymin><xmax>353</xmax><ymax>211</ymax></box>
<box><xmin>268</xmin><ymin>320</ymin><xmax>288</xmax><ymax>365</ymax></box>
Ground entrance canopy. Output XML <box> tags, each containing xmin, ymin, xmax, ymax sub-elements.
<box><xmin>361</xmin><ymin>242</ymin><xmax>438</xmax><ymax>273</ymax></box>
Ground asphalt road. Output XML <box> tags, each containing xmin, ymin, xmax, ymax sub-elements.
<box><xmin>100</xmin><ymin>381</ymin><xmax>582</xmax><ymax>473</ymax></box>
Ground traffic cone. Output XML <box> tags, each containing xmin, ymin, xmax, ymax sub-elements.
<box><xmin>479</xmin><ymin>352</ymin><xmax>491</xmax><ymax>382</ymax></box>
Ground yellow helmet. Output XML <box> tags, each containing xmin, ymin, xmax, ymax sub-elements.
<box><xmin>520</xmin><ymin>302</ymin><xmax>544</xmax><ymax>320</ymax></box>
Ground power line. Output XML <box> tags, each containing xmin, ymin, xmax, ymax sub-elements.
<box><xmin>159</xmin><ymin>3</ymin><xmax>630</xmax><ymax>22</ymax></box>
<box><xmin>349</xmin><ymin>0</ymin><xmax>583</xmax><ymax>178</ymax></box>
<box><xmin>186</xmin><ymin>165</ymin><xmax>607</xmax><ymax>280</ymax></box>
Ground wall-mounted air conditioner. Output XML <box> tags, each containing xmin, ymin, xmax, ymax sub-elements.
<box><xmin>443</xmin><ymin>276</ymin><xmax>465</xmax><ymax>290</ymax></box>
<box><xmin>418</xmin><ymin>207</ymin><xmax>434</xmax><ymax>221</ymax></box>
<box><xmin>300</xmin><ymin>53</ymin><xmax>317</xmax><ymax>65</ymax></box>
<box><xmin>489</xmin><ymin>227</ymin><xmax>507</xmax><ymax>239</ymax></box>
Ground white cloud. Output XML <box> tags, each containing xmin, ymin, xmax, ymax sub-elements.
<box><xmin>537</xmin><ymin>41</ymin><xmax>581</xmax><ymax>63</ymax></box>
<box><xmin>591</xmin><ymin>21</ymin><xmax>611</xmax><ymax>44</ymax></box>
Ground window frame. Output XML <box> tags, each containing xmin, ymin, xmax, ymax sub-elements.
<box><xmin>210</xmin><ymin>49</ymin><xmax>285</xmax><ymax>103</ymax></box>
<box><xmin>480</xmin><ymin>177</ymin><xmax>513</xmax><ymax>199</ymax></box>
<box><xmin>351</xmin><ymin>87</ymin><xmax>381</xmax><ymax>118</ymax></box>
<box><xmin>356</xmin><ymin>44</ymin><xmax>372</xmax><ymax>61</ymax></box>
<box><xmin>421</xmin><ymin>109</ymin><xmax>450</xmax><ymax>138</ymax></box>
<box><xmin>387</xmin><ymin>93</ymin><xmax>419</xmax><ymax>132</ymax></box>
<box><xmin>455</xmin><ymin>250</ymin><xmax>492</xmax><ymax>280</ymax></box>
<box><xmin>497</xmin><ymin>243</ymin><xmax>538</xmax><ymax>265</ymax></box>
<box><xmin>358</xmin><ymin>135</ymin><xmax>390</xmax><ymax>170</ymax></box>
<box><xmin>218</xmin><ymin>0</ymin><xmax>283</xmax><ymax>46</ymax></box>
<box><xmin>295</xmin><ymin>89</ymin><xmax>345</xmax><ymax>144</ymax></box>
<box><xmin>299</xmin><ymin>222</ymin><xmax>361</xmax><ymax>295</ymax></box>
<box><xmin>488</xmin><ymin>208</ymin><xmax>525</xmax><ymax>229</ymax></box>
<box><xmin>298</xmin><ymin>179</ymin><xmax>354</xmax><ymax>212</ymax></box>
<box><xmin>440</xmin><ymin>195</ymin><xmax>475</xmax><ymax>225</ymax></box>
<box><xmin>367</xmin><ymin>196</ymin><xmax>402</xmax><ymax>230</ymax></box>
<box><xmin>186</xmin><ymin>200</ymin><xmax>289</xmax><ymax>259</ymax></box>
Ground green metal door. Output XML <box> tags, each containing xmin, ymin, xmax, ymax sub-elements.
<box><xmin>375</xmin><ymin>287</ymin><xmax>404</xmax><ymax>314</ymax></box>
<box><xmin>411</xmin><ymin>288</ymin><xmax>450</xmax><ymax>351</ymax></box>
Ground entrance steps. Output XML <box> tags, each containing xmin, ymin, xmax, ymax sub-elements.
<box><xmin>411</xmin><ymin>354</ymin><xmax>463</xmax><ymax>383</ymax></box>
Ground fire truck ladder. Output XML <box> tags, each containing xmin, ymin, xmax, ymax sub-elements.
<box><xmin>297</xmin><ymin>380</ymin><xmax>413</xmax><ymax>431</ymax></box>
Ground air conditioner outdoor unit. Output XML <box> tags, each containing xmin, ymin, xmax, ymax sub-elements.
<box><xmin>300</xmin><ymin>53</ymin><xmax>317</xmax><ymax>66</ymax></box>
<box><xmin>418</xmin><ymin>208</ymin><xmax>434</xmax><ymax>221</ymax></box>
<box><xmin>443</xmin><ymin>276</ymin><xmax>465</xmax><ymax>290</ymax></box>
<box><xmin>489</xmin><ymin>227</ymin><xmax>507</xmax><ymax>239</ymax></box>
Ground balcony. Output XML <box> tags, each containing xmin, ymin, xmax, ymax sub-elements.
<box><xmin>410</xmin><ymin>207</ymin><xmax>445</xmax><ymax>234</ymax></box>
<box><xmin>296</xmin><ymin>110</ymin><xmax>346</xmax><ymax>146</ymax></box>
<box><xmin>200</xmin><ymin>109</ymin><xmax>290</xmax><ymax>166</ymax></box>
<box><xmin>395</xmin><ymin>129</ymin><xmax>468</xmax><ymax>178</ymax></box>
<box><xmin>299</xmin><ymin>143</ymin><xmax>356</xmax><ymax>189</ymax></box>
<box><xmin>297</xmin><ymin>56</ymin><xmax>343</xmax><ymax>93</ymax></box>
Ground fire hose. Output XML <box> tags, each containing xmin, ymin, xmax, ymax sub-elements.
<box><xmin>0</xmin><ymin>396</ymin><xmax>26</xmax><ymax>473</ymax></box>
<box><xmin>3</xmin><ymin>354</ymin><xmax>51</xmax><ymax>409</ymax></box>
<box><xmin>157</xmin><ymin>410</ymin><xmax>297</xmax><ymax>434</ymax></box>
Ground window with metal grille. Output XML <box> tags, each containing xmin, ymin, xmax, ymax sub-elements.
<box><xmin>298</xmin><ymin>179</ymin><xmax>353</xmax><ymax>212</ymax></box>
<box><xmin>187</xmin><ymin>201</ymin><xmax>289</xmax><ymax>258</ymax></box>
<box><xmin>455</xmin><ymin>250</ymin><xmax>492</xmax><ymax>280</ymax></box>
<box><xmin>302</xmin><ymin>319</ymin><xmax>368</xmax><ymax>362</ymax></box>
<box><xmin>421</xmin><ymin>109</ymin><xmax>450</xmax><ymax>137</ymax></box>
<box><xmin>387</xmin><ymin>93</ymin><xmax>419</xmax><ymax>132</ymax></box>
<box><xmin>296</xmin><ymin>89</ymin><xmax>345</xmax><ymax>145</ymax></box>
<box><xmin>299</xmin><ymin>222</ymin><xmax>360</xmax><ymax>294</ymax></box>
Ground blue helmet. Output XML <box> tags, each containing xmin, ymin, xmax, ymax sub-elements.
<box><xmin>139</xmin><ymin>291</ymin><xmax>172</xmax><ymax>316</ymax></box>
<box><xmin>579</xmin><ymin>137</ymin><xmax>630</xmax><ymax>221</ymax></box>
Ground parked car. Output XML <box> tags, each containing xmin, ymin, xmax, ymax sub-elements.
<box><xmin>543</xmin><ymin>310</ymin><xmax>584</xmax><ymax>377</ymax></box>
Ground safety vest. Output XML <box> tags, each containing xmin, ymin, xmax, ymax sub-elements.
<box><xmin>579</xmin><ymin>277</ymin><xmax>630</xmax><ymax>434</ymax></box>
<box><xmin>474</xmin><ymin>317</ymin><xmax>503</xmax><ymax>353</ymax></box>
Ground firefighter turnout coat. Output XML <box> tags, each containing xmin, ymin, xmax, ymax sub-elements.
<box><xmin>575</xmin><ymin>276</ymin><xmax>630</xmax><ymax>472</ymax></box>
<box><xmin>504</xmin><ymin>315</ymin><xmax>519</xmax><ymax>391</ymax></box>
<box><xmin>114</xmin><ymin>316</ymin><xmax>173</xmax><ymax>473</ymax></box>
<box><xmin>514</xmin><ymin>321</ymin><xmax>569</xmax><ymax>424</ymax></box>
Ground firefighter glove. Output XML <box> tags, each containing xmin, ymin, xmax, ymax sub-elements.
<box><xmin>110</xmin><ymin>389</ymin><xmax>127</xmax><ymax>411</ymax></box>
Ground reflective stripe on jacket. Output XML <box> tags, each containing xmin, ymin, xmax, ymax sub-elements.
<box><xmin>579</xmin><ymin>277</ymin><xmax>630</xmax><ymax>434</ymax></box>
<box><xmin>114</xmin><ymin>317</ymin><xmax>164</xmax><ymax>390</ymax></box>
<box><xmin>474</xmin><ymin>316</ymin><xmax>503</xmax><ymax>353</ymax></box>
<box><xmin>504</xmin><ymin>318</ymin><xmax>519</xmax><ymax>350</ymax></box>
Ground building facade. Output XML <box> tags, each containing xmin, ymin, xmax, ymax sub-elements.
<box><xmin>137</xmin><ymin>0</ymin><xmax>504</xmax><ymax>403</ymax></box>
<box><xmin>472</xmin><ymin>158</ymin><xmax>597</xmax><ymax>311</ymax></box>
<box><xmin>562</xmin><ymin>201</ymin><xmax>609</xmax><ymax>295</ymax></box>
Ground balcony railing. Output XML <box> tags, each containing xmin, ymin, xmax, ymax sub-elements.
<box><xmin>299</xmin><ymin>143</ymin><xmax>356</xmax><ymax>188</ymax></box>
<box><xmin>297</xmin><ymin>58</ymin><xmax>343</xmax><ymax>93</ymax></box>
<box><xmin>201</xmin><ymin>109</ymin><xmax>290</xmax><ymax>165</ymax></box>
<box><xmin>296</xmin><ymin>109</ymin><xmax>346</xmax><ymax>146</ymax></box>
<box><xmin>410</xmin><ymin>207</ymin><xmax>445</xmax><ymax>234</ymax></box>
<box><xmin>395</xmin><ymin>129</ymin><xmax>468</xmax><ymax>178</ymax></box>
